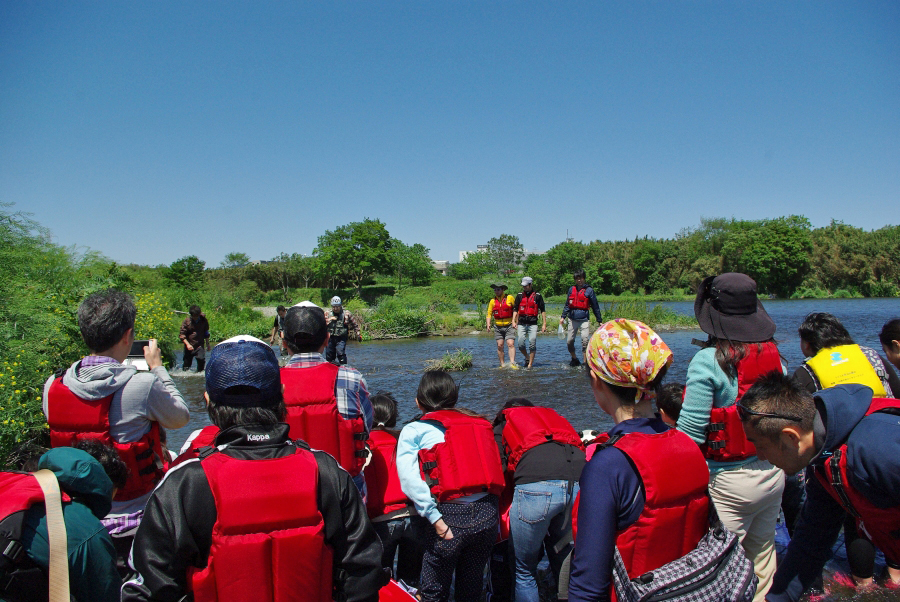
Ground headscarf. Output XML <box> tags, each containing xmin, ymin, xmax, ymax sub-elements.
<box><xmin>586</xmin><ymin>319</ymin><xmax>673</xmax><ymax>403</ymax></box>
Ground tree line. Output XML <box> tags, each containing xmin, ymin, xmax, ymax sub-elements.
<box><xmin>159</xmin><ymin>215</ymin><xmax>898</xmax><ymax>300</ymax></box>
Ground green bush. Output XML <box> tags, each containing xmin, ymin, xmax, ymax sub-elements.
<box><xmin>602</xmin><ymin>300</ymin><xmax>696</xmax><ymax>329</ymax></box>
<box><xmin>424</xmin><ymin>349</ymin><xmax>473</xmax><ymax>372</ymax></box>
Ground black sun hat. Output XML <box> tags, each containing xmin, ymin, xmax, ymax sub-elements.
<box><xmin>694</xmin><ymin>273</ymin><xmax>776</xmax><ymax>343</ymax></box>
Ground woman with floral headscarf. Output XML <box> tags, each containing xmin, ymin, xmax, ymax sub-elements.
<box><xmin>568</xmin><ymin>320</ymin><xmax>711</xmax><ymax>602</ymax></box>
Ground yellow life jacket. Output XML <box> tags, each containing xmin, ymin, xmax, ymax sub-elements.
<box><xmin>805</xmin><ymin>344</ymin><xmax>887</xmax><ymax>396</ymax></box>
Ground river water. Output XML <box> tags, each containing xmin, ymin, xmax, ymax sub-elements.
<box><xmin>164</xmin><ymin>298</ymin><xmax>900</xmax><ymax>600</ymax></box>
<box><xmin>166</xmin><ymin>297</ymin><xmax>900</xmax><ymax>452</ymax></box>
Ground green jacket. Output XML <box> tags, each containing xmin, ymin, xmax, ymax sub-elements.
<box><xmin>10</xmin><ymin>448</ymin><xmax>120</xmax><ymax>602</ymax></box>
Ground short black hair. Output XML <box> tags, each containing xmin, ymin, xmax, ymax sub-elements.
<box><xmin>739</xmin><ymin>372</ymin><xmax>816</xmax><ymax>439</ymax></box>
<box><xmin>72</xmin><ymin>439</ymin><xmax>129</xmax><ymax>490</ymax></box>
<box><xmin>493</xmin><ymin>397</ymin><xmax>534</xmax><ymax>426</ymax></box>
<box><xmin>880</xmin><ymin>319</ymin><xmax>900</xmax><ymax>349</ymax></box>
<box><xmin>371</xmin><ymin>392</ymin><xmax>398</xmax><ymax>428</ymax></box>
<box><xmin>77</xmin><ymin>289</ymin><xmax>136</xmax><ymax>352</ymax></box>
<box><xmin>189</xmin><ymin>305</ymin><xmax>202</xmax><ymax>318</ymax></box>
<box><xmin>276</xmin><ymin>305</ymin><xmax>286</xmax><ymax>313</ymax></box>
<box><xmin>798</xmin><ymin>313</ymin><xmax>854</xmax><ymax>354</ymax></box>
<box><xmin>207</xmin><ymin>386</ymin><xmax>287</xmax><ymax>430</ymax></box>
<box><xmin>656</xmin><ymin>382</ymin><xmax>685</xmax><ymax>422</ymax></box>
<box><xmin>573</xmin><ymin>269</ymin><xmax>586</xmax><ymax>279</ymax></box>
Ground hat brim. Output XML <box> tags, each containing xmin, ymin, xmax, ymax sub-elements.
<box><xmin>694</xmin><ymin>277</ymin><xmax>776</xmax><ymax>342</ymax></box>
<box><xmin>491</xmin><ymin>284</ymin><xmax>508</xmax><ymax>290</ymax></box>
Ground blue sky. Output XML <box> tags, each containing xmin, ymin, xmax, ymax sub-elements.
<box><xmin>1</xmin><ymin>2</ymin><xmax>897</xmax><ymax>267</ymax></box>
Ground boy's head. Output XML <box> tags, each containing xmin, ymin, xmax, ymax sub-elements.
<box><xmin>656</xmin><ymin>382</ymin><xmax>685</xmax><ymax>426</ymax></box>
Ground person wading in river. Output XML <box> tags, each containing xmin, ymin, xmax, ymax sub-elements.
<box><xmin>487</xmin><ymin>283</ymin><xmax>517</xmax><ymax>368</ymax></box>
<box><xmin>325</xmin><ymin>296</ymin><xmax>362</xmax><ymax>366</ymax></box>
<box><xmin>512</xmin><ymin>277</ymin><xmax>547</xmax><ymax>369</ymax></box>
<box><xmin>559</xmin><ymin>269</ymin><xmax>603</xmax><ymax>367</ymax></box>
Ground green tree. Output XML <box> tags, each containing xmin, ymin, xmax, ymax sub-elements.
<box><xmin>449</xmin><ymin>251</ymin><xmax>495</xmax><ymax>280</ymax></box>
<box><xmin>721</xmin><ymin>216</ymin><xmax>812</xmax><ymax>297</ymax></box>
<box><xmin>165</xmin><ymin>255</ymin><xmax>206</xmax><ymax>289</ymax></box>
<box><xmin>220</xmin><ymin>252</ymin><xmax>251</xmax><ymax>268</ymax></box>
<box><xmin>315</xmin><ymin>219</ymin><xmax>393</xmax><ymax>295</ymax></box>
<box><xmin>391</xmin><ymin>240</ymin><xmax>434</xmax><ymax>289</ymax></box>
<box><xmin>486</xmin><ymin>234</ymin><xmax>524</xmax><ymax>276</ymax></box>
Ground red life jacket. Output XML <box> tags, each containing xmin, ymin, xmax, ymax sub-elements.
<box><xmin>46</xmin><ymin>376</ymin><xmax>164</xmax><ymax>501</ymax></box>
<box><xmin>171</xmin><ymin>425</ymin><xmax>220</xmax><ymax>467</ymax></box>
<box><xmin>492</xmin><ymin>296</ymin><xmax>514</xmax><ymax>321</ymax></box>
<box><xmin>281</xmin><ymin>364</ymin><xmax>368</xmax><ymax>476</ymax></box>
<box><xmin>702</xmin><ymin>342</ymin><xmax>782</xmax><ymax>462</ymax></box>
<box><xmin>189</xmin><ymin>446</ymin><xmax>333</xmax><ymax>601</ymax></box>
<box><xmin>418</xmin><ymin>410</ymin><xmax>506</xmax><ymax>502</ymax></box>
<box><xmin>814</xmin><ymin>397</ymin><xmax>900</xmax><ymax>564</ymax></box>
<box><xmin>501</xmin><ymin>407</ymin><xmax>584</xmax><ymax>471</ymax></box>
<box><xmin>364</xmin><ymin>430</ymin><xmax>409</xmax><ymax>519</ymax></box>
<box><xmin>567</xmin><ymin>286</ymin><xmax>590</xmax><ymax>311</ymax></box>
<box><xmin>572</xmin><ymin>430</ymin><xmax>710</xmax><ymax>581</ymax></box>
<box><xmin>0</xmin><ymin>471</ymin><xmax>72</xmax><ymax>588</ymax></box>
<box><xmin>517</xmin><ymin>292</ymin><xmax>539</xmax><ymax>318</ymax></box>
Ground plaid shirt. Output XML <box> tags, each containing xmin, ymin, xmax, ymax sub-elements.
<box><xmin>284</xmin><ymin>353</ymin><xmax>373</xmax><ymax>432</ymax></box>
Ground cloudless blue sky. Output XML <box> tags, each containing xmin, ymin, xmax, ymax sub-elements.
<box><xmin>2</xmin><ymin>2</ymin><xmax>898</xmax><ymax>267</ymax></box>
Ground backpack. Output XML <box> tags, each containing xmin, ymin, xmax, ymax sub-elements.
<box><xmin>610</xmin><ymin>518</ymin><xmax>757</xmax><ymax>602</ymax></box>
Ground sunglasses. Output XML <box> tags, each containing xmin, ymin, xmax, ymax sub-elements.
<box><xmin>736</xmin><ymin>401</ymin><xmax>802</xmax><ymax>423</ymax></box>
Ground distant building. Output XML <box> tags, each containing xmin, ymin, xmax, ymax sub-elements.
<box><xmin>432</xmin><ymin>260</ymin><xmax>450</xmax><ymax>276</ymax></box>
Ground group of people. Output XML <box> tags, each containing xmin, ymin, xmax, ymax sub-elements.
<box><xmin>4</xmin><ymin>274</ymin><xmax>900</xmax><ymax>602</ymax></box>
<box><xmin>487</xmin><ymin>270</ymin><xmax>602</xmax><ymax>369</ymax></box>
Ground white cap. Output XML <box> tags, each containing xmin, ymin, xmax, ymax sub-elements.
<box><xmin>521</xmin><ymin>277</ymin><xmax>533</xmax><ymax>286</ymax></box>
<box><xmin>217</xmin><ymin>334</ymin><xmax>267</xmax><ymax>346</ymax></box>
<box><xmin>331</xmin><ymin>296</ymin><xmax>342</xmax><ymax>306</ymax></box>
<box><xmin>293</xmin><ymin>300</ymin><xmax>320</xmax><ymax>308</ymax></box>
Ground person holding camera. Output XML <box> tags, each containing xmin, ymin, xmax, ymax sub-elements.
<box><xmin>42</xmin><ymin>289</ymin><xmax>189</xmax><ymax>563</ymax></box>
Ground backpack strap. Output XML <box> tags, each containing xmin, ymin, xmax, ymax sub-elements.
<box><xmin>31</xmin><ymin>470</ymin><xmax>69</xmax><ymax>602</ymax></box>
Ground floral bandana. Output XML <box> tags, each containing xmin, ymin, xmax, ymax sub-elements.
<box><xmin>586</xmin><ymin>319</ymin><xmax>673</xmax><ymax>403</ymax></box>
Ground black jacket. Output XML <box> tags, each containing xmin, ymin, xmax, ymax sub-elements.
<box><xmin>121</xmin><ymin>423</ymin><xmax>385</xmax><ymax>602</ymax></box>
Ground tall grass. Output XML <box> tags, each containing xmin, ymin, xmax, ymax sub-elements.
<box><xmin>601</xmin><ymin>300</ymin><xmax>697</xmax><ymax>329</ymax></box>
<box><xmin>424</xmin><ymin>349</ymin><xmax>474</xmax><ymax>372</ymax></box>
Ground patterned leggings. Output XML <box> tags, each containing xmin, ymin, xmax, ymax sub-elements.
<box><xmin>419</xmin><ymin>496</ymin><xmax>499</xmax><ymax>602</ymax></box>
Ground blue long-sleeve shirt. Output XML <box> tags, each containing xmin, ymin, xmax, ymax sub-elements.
<box><xmin>561</xmin><ymin>285</ymin><xmax>603</xmax><ymax>322</ymax></box>
<box><xmin>568</xmin><ymin>417</ymin><xmax>670</xmax><ymax>602</ymax></box>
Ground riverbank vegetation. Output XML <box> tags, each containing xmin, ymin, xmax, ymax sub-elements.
<box><xmin>425</xmin><ymin>349</ymin><xmax>474</xmax><ymax>372</ymax></box>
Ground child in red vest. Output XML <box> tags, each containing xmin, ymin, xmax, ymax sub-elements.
<box><xmin>364</xmin><ymin>392</ymin><xmax>426</xmax><ymax>589</ymax></box>
<box><xmin>395</xmin><ymin>371</ymin><xmax>505</xmax><ymax>601</ymax></box>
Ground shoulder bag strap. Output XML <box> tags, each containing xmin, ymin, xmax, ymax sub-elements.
<box><xmin>31</xmin><ymin>469</ymin><xmax>69</xmax><ymax>602</ymax></box>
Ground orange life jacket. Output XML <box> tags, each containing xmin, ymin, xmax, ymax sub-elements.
<box><xmin>500</xmin><ymin>406</ymin><xmax>584</xmax><ymax>471</ymax></box>
<box><xmin>702</xmin><ymin>342</ymin><xmax>782</xmax><ymax>461</ymax></box>
<box><xmin>418</xmin><ymin>410</ymin><xmax>506</xmax><ymax>502</ymax></box>
<box><xmin>364</xmin><ymin>429</ymin><xmax>409</xmax><ymax>519</ymax></box>
<box><xmin>46</xmin><ymin>376</ymin><xmax>164</xmax><ymax>501</ymax></box>
<box><xmin>567</xmin><ymin>286</ymin><xmax>590</xmax><ymax>311</ymax></box>
<box><xmin>189</xmin><ymin>446</ymin><xmax>333</xmax><ymax>601</ymax></box>
<box><xmin>281</xmin><ymin>364</ymin><xmax>368</xmax><ymax>476</ymax></box>
<box><xmin>814</xmin><ymin>397</ymin><xmax>900</xmax><ymax>564</ymax></box>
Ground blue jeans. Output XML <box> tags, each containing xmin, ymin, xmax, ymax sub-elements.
<box><xmin>516</xmin><ymin>324</ymin><xmax>538</xmax><ymax>357</ymax></box>
<box><xmin>509</xmin><ymin>480</ymin><xmax>579</xmax><ymax>602</ymax></box>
